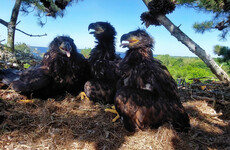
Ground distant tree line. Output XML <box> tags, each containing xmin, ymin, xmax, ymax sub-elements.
<box><xmin>156</xmin><ymin>55</ymin><xmax>230</xmax><ymax>83</ymax></box>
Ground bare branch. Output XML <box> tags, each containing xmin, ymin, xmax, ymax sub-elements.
<box><xmin>16</xmin><ymin>20</ymin><xmax>21</xmax><ymax>26</ymax></box>
<box><xmin>0</xmin><ymin>19</ymin><xmax>8</xmax><ymax>27</ymax></box>
<box><xmin>0</xmin><ymin>39</ymin><xmax>5</xmax><ymax>43</ymax></box>
<box><xmin>15</xmin><ymin>28</ymin><xmax>47</xmax><ymax>37</ymax></box>
<box><xmin>0</xmin><ymin>18</ymin><xmax>47</xmax><ymax>37</ymax></box>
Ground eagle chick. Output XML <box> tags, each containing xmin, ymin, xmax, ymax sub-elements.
<box><xmin>1</xmin><ymin>36</ymin><xmax>90</xmax><ymax>99</ymax></box>
<box><xmin>116</xmin><ymin>29</ymin><xmax>190</xmax><ymax>132</ymax></box>
<box><xmin>84</xmin><ymin>22</ymin><xmax>121</xmax><ymax>104</ymax></box>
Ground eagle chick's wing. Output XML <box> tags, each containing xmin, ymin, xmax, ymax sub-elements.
<box><xmin>11</xmin><ymin>65</ymin><xmax>51</xmax><ymax>92</ymax></box>
<box><xmin>0</xmin><ymin>69</ymin><xmax>21</xmax><ymax>86</ymax></box>
<box><xmin>115</xmin><ymin>87</ymin><xmax>190</xmax><ymax>132</ymax></box>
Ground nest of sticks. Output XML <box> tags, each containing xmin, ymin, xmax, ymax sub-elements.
<box><xmin>0</xmin><ymin>81</ymin><xmax>230</xmax><ymax>150</ymax></box>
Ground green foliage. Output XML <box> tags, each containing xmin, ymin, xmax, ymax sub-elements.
<box><xmin>214</xmin><ymin>45</ymin><xmax>230</xmax><ymax>61</ymax></box>
<box><xmin>155</xmin><ymin>55</ymin><xmax>229</xmax><ymax>83</ymax></box>
<box><xmin>196</xmin><ymin>0</ymin><xmax>222</xmax><ymax>12</ymax></box>
<box><xmin>176</xmin><ymin>0</ymin><xmax>230</xmax><ymax>38</ymax></box>
<box><xmin>193</xmin><ymin>21</ymin><xmax>213</xmax><ymax>33</ymax></box>
<box><xmin>213</xmin><ymin>45</ymin><xmax>230</xmax><ymax>73</ymax></box>
<box><xmin>23</xmin><ymin>63</ymin><xmax>30</xmax><ymax>69</ymax></box>
<box><xmin>21</xmin><ymin>0</ymin><xmax>65</xmax><ymax>26</ymax></box>
<box><xmin>7</xmin><ymin>43</ymin><xmax>41</xmax><ymax>70</ymax></box>
<box><xmin>15</xmin><ymin>42</ymin><xmax>31</xmax><ymax>53</ymax></box>
<box><xmin>176</xmin><ymin>0</ymin><xmax>223</xmax><ymax>12</ymax></box>
<box><xmin>155</xmin><ymin>54</ymin><xmax>171</xmax><ymax>66</ymax></box>
<box><xmin>20</xmin><ymin>0</ymin><xmax>79</xmax><ymax>26</ymax></box>
<box><xmin>176</xmin><ymin>0</ymin><xmax>196</xmax><ymax>4</ymax></box>
<box><xmin>80</xmin><ymin>48</ymin><xmax>92</xmax><ymax>58</ymax></box>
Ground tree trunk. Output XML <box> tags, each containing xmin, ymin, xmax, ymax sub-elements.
<box><xmin>142</xmin><ymin>0</ymin><xmax>230</xmax><ymax>82</ymax></box>
<box><xmin>7</xmin><ymin>0</ymin><xmax>22</xmax><ymax>52</ymax></box>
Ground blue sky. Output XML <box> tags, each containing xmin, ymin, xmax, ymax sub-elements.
<box><xmin>0</xmin><ymin>0</ymin><xmax>229</xmax><ymax>57</ymax></box>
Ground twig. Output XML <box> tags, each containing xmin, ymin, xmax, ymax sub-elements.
<box><xmin>16</xmin><ymin>20</ymin><xmax>21</xmax><ymax>26</ymax></box>
<box><xmin>77</xmin><ymin>108</ymin><xmax>97</xmax><ymax>111</ymax></box>
<box><xmin>203</xmin><ymin>112</ymin><xmax>223</xmax><ymax>117</ymax></box>
<box><xmin>189</xmin><ymin>77</ymin><xmax>209</xmax><ymax>80</ymax></box>
<box><xmin>192</xmin><ymin>95</ymin><xmax>230</xmax><ymax>105</ymax></box>
<box><xmin>192</xmin><ymin>95</ymin><xmax>215</xmax><ymax>101</ymax></box>
<box><xmin>193</xmin><ymin>139</ymin><xmax>210</xmax><ymax>146</ymax></box>
<box><xmin>0</xmin><ymin>85</ymin><xmax>13</xmax><ymax>96</ymax></box>
<box><xmin>219</xmin><ymin>100</ymin><xmax>230</xmax><ymax>105</ymax></box>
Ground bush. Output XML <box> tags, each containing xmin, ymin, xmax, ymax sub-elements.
<box><xmin>0</xmin><ymin>43</ymin><xmax>41</xmax><ymax>70</ymax></box>
<box><xmin>80</xmin><ymin>48</ymin><xmax>92</xmax><ymax>58</ymax></box>
<box><xmin>15</xmin><ymin>43</ymin><xmax>31</xmax><ymax>54</ymax></box>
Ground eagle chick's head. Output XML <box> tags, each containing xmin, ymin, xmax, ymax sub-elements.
<box><xmin>49</xmin><ymin>36</ymin><xmax>77</xmax><ymax>57</ymax></box>
<box><xmin>120</xmin><ymin>29</ymin><xmax>154</xmax><ymax>49</ymax></box>
<box><xmin>88</xmin><ymin>22</ymin><xmax>117</xmax><ymax>40</ymax></box>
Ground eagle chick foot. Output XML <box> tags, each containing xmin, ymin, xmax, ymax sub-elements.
<box><xmin>76</xmin><ymin>92</ymin><xmax>90</xmax><ymax>101</ymax></box>
<box><xmin>17</xmin><ymin>99</ymin><xmax>35</xmax><ymax>104</ymax></box>
<box><xmin>104</xmin><ymin>105</ymin><xmax>120</xmax><ymax>122</ymax></box>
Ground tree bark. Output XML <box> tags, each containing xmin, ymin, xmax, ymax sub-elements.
<box><xmin>7</xmin><ymin>0</ymin><xmax>22</xmax><ymax>52</ymax></box>
<box><xmin>142</xmin><ymin>0</ymin><xmax>230</xmax><ymax>82</ymax></box>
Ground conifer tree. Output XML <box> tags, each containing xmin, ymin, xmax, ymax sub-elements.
<box><xmin>176</xmin><ymin>0</ymin><xmax>230</xmax><ymax>39</ymax></box>
<box><xmin>176</xmin><ymin>0</ymin><xmax>230</xmax><ymax>63</ymax></box>
<box><xmin>0</xmin><ymin>0</ymin><xmax>77</xmax><ymax>52</ymax></box>
<box><xmin>141</xmin><ymin>0</ymin><xmax>230</xmax><ymax>81</ymax></box>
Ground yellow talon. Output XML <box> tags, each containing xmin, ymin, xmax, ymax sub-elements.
<box><xmin>76</xmin><ymin>92</ymin><xmax>90</xmax><ymax>101</ymax></box>
<box><xmin>105</xmin><ymin>108</ymin><xmax>117</xmax><ymax>114</ymax></box>
<box><xmin>105</xmin><ymin>105</ymin><xmax>120</xmax><ymax>122</ymax></box>
<box><xmin>112</xmin><ymin>114</ymin><xmax>120</xmax><ymax>122</ymax></box>
<box><xmin>17</xmin><ymin>99</ymin><xmax>35</xmax><ymax>103</ymax></box>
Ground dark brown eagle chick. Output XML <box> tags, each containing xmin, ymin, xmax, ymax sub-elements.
<box><xmin>1</xmin><ymin>36</ymin><xmax>90</xmax><ymax>99</ymax></box>
<box><xmin>84</xmin><ymin>22</ymin><xmax>121</xmax><ymax>104</ymax></box>
<box><xmin>115</xmin><ymin>29</ymin><xmax>190</xmax><ymax>132</ymax></box>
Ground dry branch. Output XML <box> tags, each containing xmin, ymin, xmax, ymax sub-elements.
<box><xmin>0</xmin><ymin>18</ymin><xmax>47</xmax><ymax>37</ymax></box>
<box><xmin>0</xmin><ymin>39</ymin><xmax>5</xmax><ymax>42</ymax></box>
<box><xmin>15</xmin><ymin>28</ymin><xmax>47</xmax><ymax>37</ymax></box>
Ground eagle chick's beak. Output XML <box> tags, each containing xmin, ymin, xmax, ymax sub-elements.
<box><xmin>88</xmin><ymin>23</ymin><xmax>104</xmax><ymax>34</ymax></box>
<box><xmin>120</xmin><ymin>34</ymin><xmax>129</xmax><ymax>48</ymax></box>
<box><xmin>129</xmin><ymin>38</ymin><xmax>139</xmax><ymax>44</ymax></box>
<box><xmin>59</xmin><ymin>41</ymin><xmax>72</xmax><ymax>57</ymax></box>
<box><xmin>120</xmin><ymin>34</ymin><xmax>139</xmax><ymax>48</ymax></box>
<box><xmin>88</xmin><ymin>23</ymin><xmax>96</xmax><ymax>34</ymax></box>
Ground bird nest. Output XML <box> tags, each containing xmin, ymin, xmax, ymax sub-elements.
<box><xmin>0</xmin><ymin>84</ymin><xmax>230</xmax><ymax>149</ymax></box>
